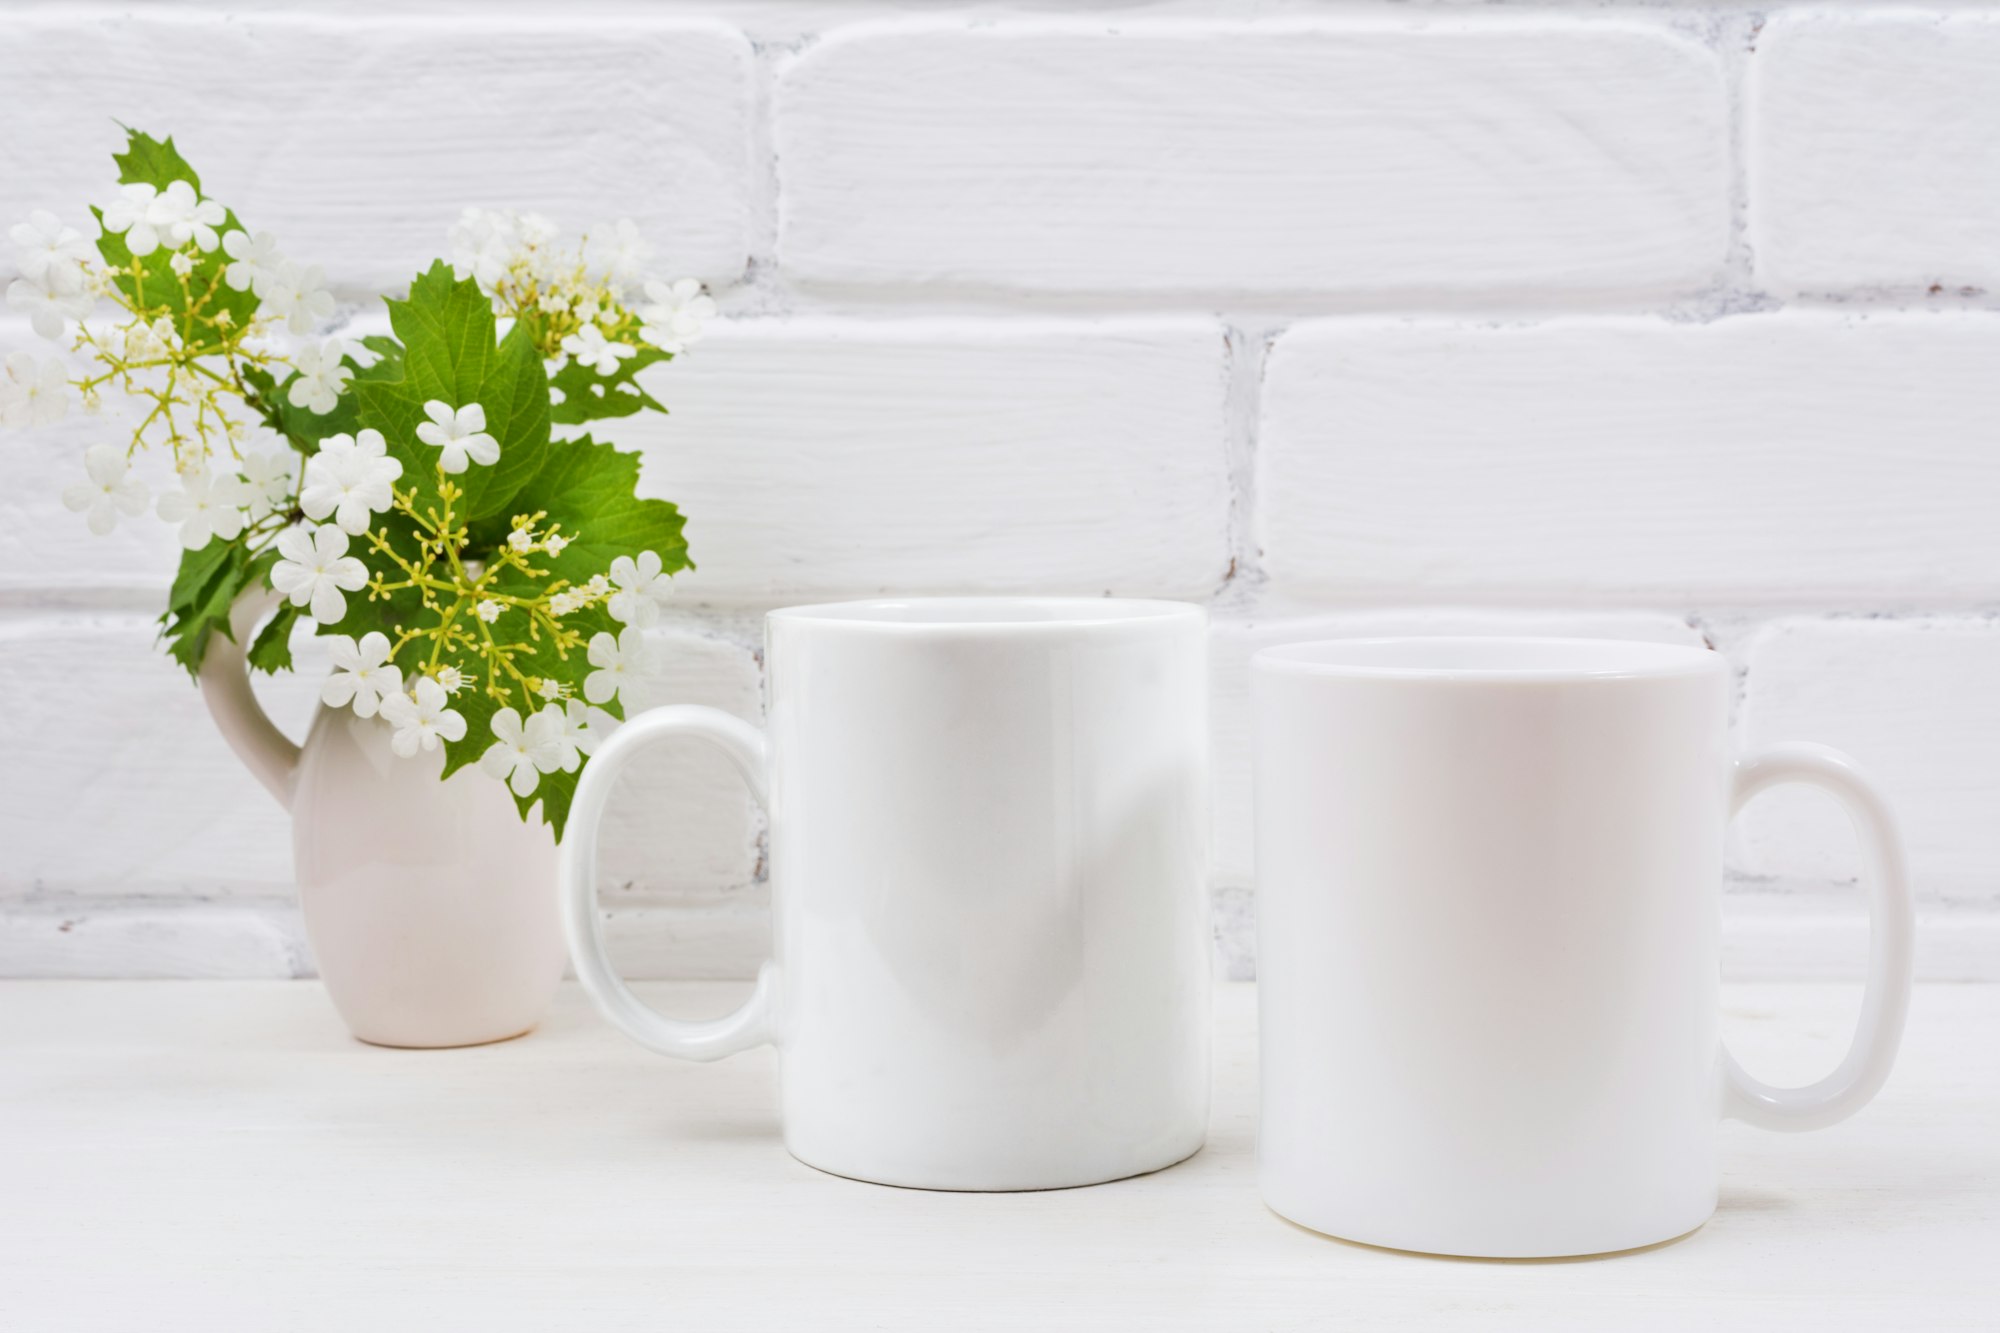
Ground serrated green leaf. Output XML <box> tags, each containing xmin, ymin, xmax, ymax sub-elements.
<box><xmin>548</xmin><ymin>344</ymin><xmax>673</xmax><ymax>425</ymax></box>
<box><xmin>159</xmin><ymin>543</ymin><xmax>273</xmax><ymax>677</ymax></box>
<box><xmin>247</xmin><ymin>600</ymin><xmax>304</xmax><ymax>674</ymax></box>
<box><xmin>96</xmin><ymin>130</ymin><xmax>258</xmax><ymax>340</ymax></box>
<box><xmin>497</xmin><ymin>433</ymin><xmax>691</xmax><ymax>585</ymax></box>
<box><xmin>517</xmin><ymin>769</ymin><xmax>573</xmax><ymax>838</ymax></box>
<box><xmin>356</xmin><ymin>262</ymin><xmax>552</xmax><ymax>521</ymax></box>
<box><xmin>112</xmin><ymin>128</ymin><xmax>200</xmax><ymax>192</ymax></box>
<box><xmin>357</xmin><ymin>336</ymin><xmax>407</xmax><ymax>382</ymax></box>
<box><xmin>423</xmin><ymin>593</ymin><xmax>619</xmax><ymax>840</ymax></box>
<box><xmin>256</xmin><ymin>357</ymin><xmax>372</xmax><ymax>451</ymax></box>
<box><xmin>164</xmin><ymin>534</ymin><xmax>239</xmax><ymax>617</ymax></box>
<box><xmin>321</xmin><ymin>508</ymin><xmax>428</xmax><ymax>645</ymax></box>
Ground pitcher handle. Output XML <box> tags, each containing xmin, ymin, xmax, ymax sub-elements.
<box><xmin>1722</xmin><ymin>743</ymin><xmax>1915</xmax><ymax>1131</ymax></box>
<box><xmin>560</xmin><ymin>705</ymin><xmax>778</xmax><ymax>1061</ymax></box>
<box><xmin>196</xmin><ymin>584</ymin><xmax>301</xmax><ymax>810</ymax></box>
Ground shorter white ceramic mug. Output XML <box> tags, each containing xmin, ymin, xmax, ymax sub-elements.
<box><xmin>562</xmin><ymin>598</ymin><xmax>1211</xmax><ymax>1191</ymax></box>
<box><xmin>1253</xmin><ymin>638</ymin><xmax>1914</xmax><ymax>1258</ymax></box>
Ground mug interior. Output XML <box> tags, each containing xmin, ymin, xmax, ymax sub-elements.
<box><xmin>1254</xmin><ymin>636</ymin><xmax>1721</xmax><ymax>680</ymax></box>
<box><xmin>770</xmin><ymin>597</ymin><xmax>1201</xmax><ymax>628</ymax></box>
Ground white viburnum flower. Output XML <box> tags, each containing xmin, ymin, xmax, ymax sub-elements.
<box><xmin>300</xmin><ymin>427</ymin><xmax>403</xmax><ymax>535</ymax></box>
<box><xmin>264</xmin><ymin>261</ymin><xmax>336</xmax><ymax>336</ymax></box>
<box><xmin>480</xmin><ymin>706</ymin><xmax>564</xmax><ymax>796</ymax></box>
<box><xmin>434</xmin><ymin>665</ymin><xmax>467</xmax><ymax>694</ymax></box>
<box><xmin>1</xmin><ymin>351</ymin><xmax>69</xmax><ymax>429</ymax></box>
<box><xmin>536</xmin><ymin>678</ymin><xmax>562</xmax><ymax>701</ymax></box>
<box><xmin>447</xmin><ymin>207</ymin><xmax>521</xmax><ymax>287</ymax></box>
<box><xmin>638</xmin><ymin>278</ymin><xmax>715</xmax><ymax>355</ymax></box>
<box><xmin>147</xmin><ymin>180</ymin><xmax>227</xmax><ymax>253</ymax></box>
<box><xmin>60</xmin><ymin>444</ymin><xmax>149</xmax><ymax>536</ymax></box>
<box><xmin>563</xmin><ymin>699</ymin><xmax>615</xmax><ymax>758</ymax></box>
<box><xmin>99</xmin><ymin>184</ymin><xmax>161</xmax><ymax>253</ymax></box>
<box><xmin>415</xmin><ymin>400</ymin><xmax>499</xmax><ymax>473</ymax></box>
<box><xmin>475</xmin><ymin>599</ymin><xmax>503</xmax><ymax>624</ymax></box>
<box><xmin>271</xmin><ymin>522</ymin><xmax>369</xmax><ymax>623</ymax></box>
<box><xmin>605</xmin><ymin>550</ymin><xmax>670</xmax><ymax>627</ymax></box>
<box><xmin>156</xmin><ymin>470</ymin><xmax>253</xmax><ymax>550</ymax></box>
<box><xmin>286</xmin><ymin>339</ymin><xmax>352</xmax><ymax>414</ymax></box>
<box><xmin>7</xmin><ymin>269</ymin><xmax>93</xmax><ymax>340</ymax></box>
<box><xmin>238</xmin><ymin>450</ymin><xmax>295</xmax><ymax>522</ymax></box>
<box><xmin>532</xmin><ymin>701</ymin><xmax>584</xmax><ymax>773</ymax></box>
<box><xmin>517</xmin><ymin>212</ymin><xmax>558</xmax><ymax>247</ymax></box>
<box><xmin>584</xmin><ymin>627</ymin><xmax>654</xmax><ymax>705</ymax></box>
<box><xmin>560</xmin><ymin>324</ymin><xmax>635</xmax><ymax>377</ymax></box>
<box><xmin>10</xmin><ymin>211</ymin><xmax>94</xmax><ymax>290</ymax></box>
<box><xmin>507</xmin><ymin>528</ymin><xmax>534</xmax><ymax>553</ymax></box>
<box><xmin>168</xmin><ymin>251</ymin><xmax>193</xmax><ymax>277</ymax></box>
<box><xmin>545</xmin><ymin>533</ymin><xmax>570</xmax><ymax>556</ymax></box>
<box><xmin>380</xmin><ymin>677</ymin><xmax>467</xmax><ymax>758</ymax></box>
<box><xmin>319</xmin><ymin>631</ymin><xmax>403</xmax><ymax>719</ymax></box>
<box><xmin>221</xmin><ymin>229</ymin><xmax>284</xmax><ymax>295</ymax></box>
<box><xmin>593</xmin><ymin>219</ymin><xmax>651</xmax><ymax>290</ymax></box>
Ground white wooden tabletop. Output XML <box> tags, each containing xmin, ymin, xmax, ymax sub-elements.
<box><xmin>2</xmin><ymin>981</ymin><xmax>1994</xmax><ymax>1330</ymax></box>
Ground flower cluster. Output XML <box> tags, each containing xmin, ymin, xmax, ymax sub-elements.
<box><xmin>3</xmin><ymin>131</ymin><xmax>708</xmax><ymax>835</ymax></box>
<box><xmin>447</xmin><ymin>207</ymin><xmax>714</xmax><ymax>419</ymax></box>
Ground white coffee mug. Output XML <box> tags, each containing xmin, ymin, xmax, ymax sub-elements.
<box><xmin>1253</xmin><ymin>637</ymin><xmax>1913</xmax><ymax>1257</ymax></box>
<box><xmin>562</xmin><ymin>598</ymin><xmax>1211</xmax><ymax>1190</ymax></box>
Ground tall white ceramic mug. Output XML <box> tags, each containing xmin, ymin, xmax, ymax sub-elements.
<box><xmin>562</xmin><ymin>598</ymin><xmax>1211</xmax><ymax>1190</ymax></box>
<box><xmin>1253</xmin><ymin>638</ymin><xmax>1913</xmax><ymax>1258</ymax></box>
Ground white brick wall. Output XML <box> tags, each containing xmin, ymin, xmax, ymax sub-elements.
<box><xmin>777</xmin><ymin>21</ymin><xmax>1730</xmax><ymax>299</ymax></box>
<box><xmin>1751</xmin><ymin>13</ymin><xmax>2000</xmax><ymax>297</ymax></box>
<box><xmin>5</xmin><ymin>3</ymin><xmax>1998</xmax><ymax>981</ymax></box>
<box><xmin>1739</xmin><ymin>618</ymin><xmax>2000</xmax><ymax>900</ymax></box>
<box><xmin>0</xmin><ymin>12</ymin><xmax>756</xmax><ymax>294</ymax></box>
<box><xmin>1258</xmin><ymin>314</ymin><xmax>2000</xmax><ymax>599</ymax></box>
<box><xmin>625</xmin><ymin>319</ymin><xmax>1233</xmax><ymax>602</ymax></box>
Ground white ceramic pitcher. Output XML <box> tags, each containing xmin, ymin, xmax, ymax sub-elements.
<box><xmin>201</xmin><ymin>588</ymin><xmax>565</xmax><ymax>1048</ymax></box>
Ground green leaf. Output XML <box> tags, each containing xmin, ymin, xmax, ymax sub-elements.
<box><xmin>245</xmin><ymin>352</ymin><xmax>381</xmax><ymax>452</ymax></box>
<box><xmin>497</xmin><ymin>433</ymin><xmax>691</xmax><ymax>584</ymax></box>
<box><xmin>354</xmin><ymin>262</ymin><xmax>552</xmax><ymax>521</ymax></box>
<box><xmin>112</xmin><ymin>128</ymin><xmax>201</xmax><ymax>192</ymax></box>
<box><xmin>519</xmin><ymin>769</ymin><xmax>576</xmax><ymax>838</ymax></box>
<box><xmin>158</xmin><ymin>542</ymin><xmax>273</xmax><ymax>677</ymax></box>
<box><xmin>548</xmin><ymin>344</ymin><xmax>673</xmax><ymax>425</ymax></box>
<box><xmin>357</xmin><ymin>335</ymin><xmax>407</xmax><ymax>379</ymax></box>
<box><xmin>425</xmin><ymin>588</ymin><xmax>621</xmax><ymax>836</ymax></box>
<box><xmin>247</xmin><ymin>601</ymin><xmax>305</xmax><ymax>674</ymax></box>
<box><xmin>164</xmin><ymin>534</ymin><xmax>241</xmax><ymax>617</ymax></box>
<box><xmin>95</xmin><ymin>129</ymin><xmax>259</xmax><ymax>340</ymax></box>
<box><xmin>319</xmin><ymin>509</ymin><xmax>428</xmax><ymax>646</ymax></box>
<box><xmin>427</xmin><ymin>432</ymin><xmax>686</xmax><ymax>840</ymax></box>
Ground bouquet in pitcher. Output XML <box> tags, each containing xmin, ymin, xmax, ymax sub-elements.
<box><xmin>3</xmin><ymin>129</ymin><xmax>718</xmax><ymax>834</ymax></box>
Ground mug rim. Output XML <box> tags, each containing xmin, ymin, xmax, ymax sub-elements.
<box><xmin>769</xmin><ymin>596</ymin><xmax>1204</xmax><ymax>631</ymax></box>
<box><xmin>1252</xmin><ymin>636</ymin><xmax>1723</xmax><ymax>682</ymax></box>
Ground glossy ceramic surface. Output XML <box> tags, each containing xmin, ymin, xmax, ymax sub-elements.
<box><xmin>563</xmin><ymin>597</ymin><xmax>1212</xmax><ymax>1190</ymax></box>
<box><xmin>201</xmin><ymin>590</ymin><xmax>564</xmax><ymax>1048</ymax></box>
<box><xmin>1252</xmin><ymin>637</ymin><xmax>1914</xmax><ymax>1258</ymax></box>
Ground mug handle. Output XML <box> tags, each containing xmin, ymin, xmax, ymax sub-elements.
<box><xmin>1722</xmin><ymin>743</ymin><xmax>1914</xmax><ymax>1131</ymax></box>
<box><xmin>197</xmin><ymin>584</ymin><xmax>301</xmax><ymax>810</ymax></box>
<box><xmin>560</xmin><ymin>705</ymin><xmax>778</xmax><ymax>1061</ymax></box>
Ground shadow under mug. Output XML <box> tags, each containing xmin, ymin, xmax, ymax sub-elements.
<box><xmin>560</xmin><ymin>597</ymin><xmax>1212</xmax><ymax>1191</ymax></box>
<box><xmin>1252</xmin><ymin>637</ymin><xmax>1914</xmax><ymax>1258</ymax></box>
